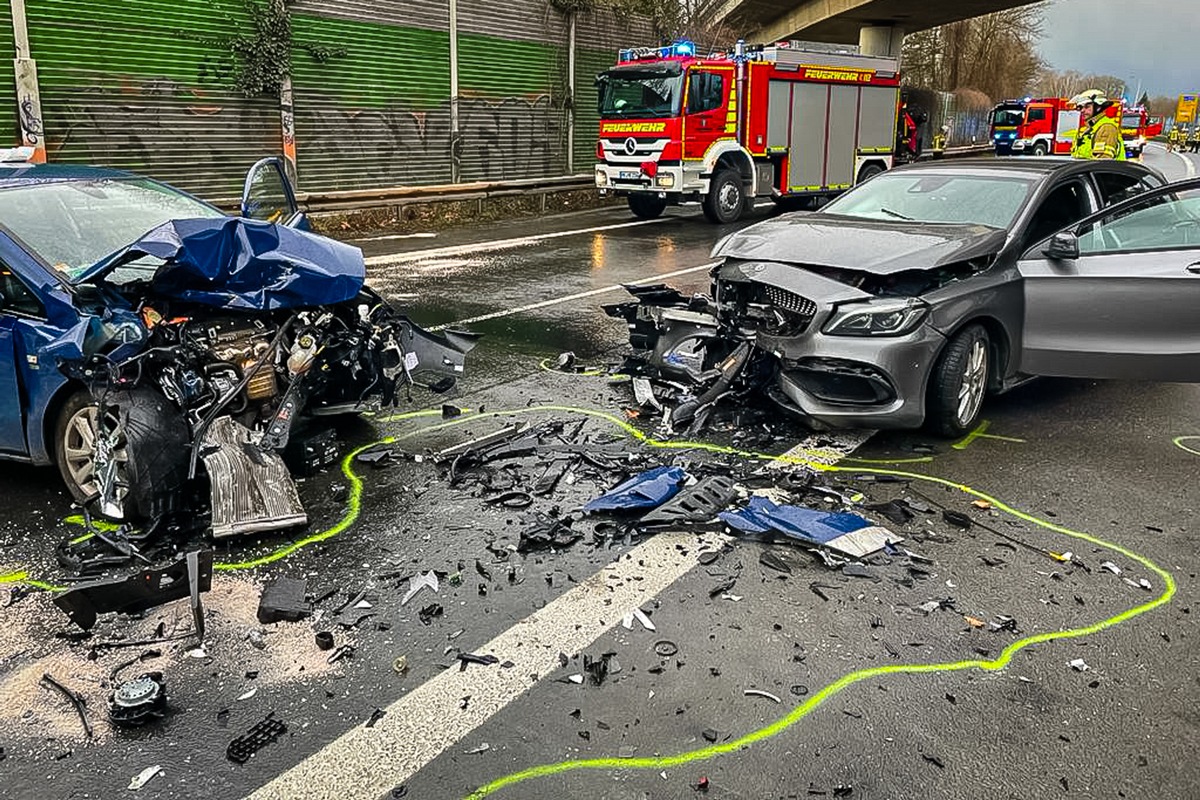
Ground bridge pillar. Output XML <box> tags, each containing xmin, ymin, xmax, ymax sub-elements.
<box><xmin>858</xmin><ymin>24</ymin><xmax>905</xmax><ymax>57</ymax></box>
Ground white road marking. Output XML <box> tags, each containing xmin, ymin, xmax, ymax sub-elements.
<box><xmin>364</xmin><ymin>219</ymin><xmax>666</xmax><ymax>266</ymax></box>
<box><xmin>432</xmin><ymin>261</ymin><xmax>718</xmax><ymax>330</ymax></box>
<box><xmin>357</xmin><ymin>231</ymin><xmax>438</xmax><ymax>242</ymax></box>
<box><xmin>248</xmin><ymin>431</ymin><xmax>874</xmax><ymax>800</ymax></box>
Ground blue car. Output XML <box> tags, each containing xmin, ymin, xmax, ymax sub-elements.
<box><xmin>0</xmin><ymin>152</ymin><xmax>475</xmax><ymax>535</ymax></box>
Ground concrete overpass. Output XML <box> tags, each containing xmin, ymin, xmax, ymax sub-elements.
<box><xmin>713</xmin><ymin>0</ymin><xmax>1044</xmax><ymax>55</ymax></box>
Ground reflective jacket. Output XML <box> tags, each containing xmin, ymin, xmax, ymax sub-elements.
<box><xmin>1072</xmin><ymin>113</ymin><xmax>1126</xmax><ymax>160</ymax></box>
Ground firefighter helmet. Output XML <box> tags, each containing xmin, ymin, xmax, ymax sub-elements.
<box><xmin>1070</xmin><ymin>89</ymin><xmax>1106</xmax><ymax>108</ymax></box>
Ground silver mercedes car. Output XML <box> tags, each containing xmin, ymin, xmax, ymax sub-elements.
<box><xmin>608</xmin><ymin>158</ymin><xmax>1200</xmax><ymax>435</ymax></box>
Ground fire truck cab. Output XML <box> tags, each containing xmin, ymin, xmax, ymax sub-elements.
<box><xmin>1010</xmin><ymin>97</ymin><xmax>1080</xmax><ymax>156</ymax></box>
<box><xmin>594</xmin><ymin>41</ymin><xmax>901</xmax><ymax>223</ymax></box>
<box><xmin>1120</xmin><ymin>106</ymin><xmax>1162</xmax><ymax>157</ymax></box>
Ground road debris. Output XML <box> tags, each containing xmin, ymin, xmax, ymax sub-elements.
<box><xmin>622</xmin><ymin>608</ymin><xmax>657</xmax><ymax>632</ymax></box>
<box><xmin>654</xmin><ymin>640</ymin><xmax>679</xmax><ymax>657</ymax></box>
<box><xmin>40</xmin><ymin>673</ymin><xmax>93</xmax><ymax>738</ymax></box>
<box><xmin>127</xmin><ymin>765</ymin><xmax>163</xmax><ymax>791</ymax></box>
<box><xmin>257</xmin><ymin>576</ymin><xmax>310</xmax><ymax>624</ymax></box>
<box><xmin>465</xmin><ymin>742</ymin><xmax>491</xmax><ymax>754</ymax></box>
<box><xmin>315</xmin><ymin>631</ymin><xmax>335</xmax><ymax>651</ymax></box>
<box><xmin>1100</xmin><ymin>561</ymin><xmax>1122</xmax><ymax>576</ymax></box>
<box><xmin>227</xmin><ymin>713</ymin><xmax>287</xmax><ymax>764</ymax></box>
<box><xmin>721</xmin><ymin>497</ymin><xmax>899</xmax><ymax>558</ymax></box>
<box><xmin>1069</xmin><ymin>658</ymin><xmax>1090</xmax><ymax>672</ymax></box>
<box><xmin>53</xmin><ymin>550</ymin><xmax>213</xmax><ymax>631</ymax></box>
<box><xmin>743</xmin><ymin>688</ymin><xmax>782</xmax><ymax>704</ymax></box>
<box><xmin>584</xmin><ymin>466</ymin><xmax>688</xmax><ymax>513</ymax></box>
<box><xmin>401</xmin><ymin>571</ymin><xmax>439</xmax><ymax>606</ymax></box>
<box><xmin>109</xmin><ymin>673</ymin><xmax>167</xmax><ymax>727</ymax></box>
<box><xmin>366</xmin><ymin>708</ymin><xmax>387</xmax><ymax>728</ymax></box>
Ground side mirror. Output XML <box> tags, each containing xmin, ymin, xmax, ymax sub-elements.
<box><xmin>241</xmin><ymin>157</ymin><xmax>301</xmax><ymax>226</ymax></box>
<box><xmin>1043</xmin><ymin>231</ymin><xmax>1080</xmax><ymax>260</ymax></box>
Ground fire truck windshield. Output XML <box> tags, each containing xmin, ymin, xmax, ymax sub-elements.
<box><xmin>597</xmin><ymin>66</ymin><xmax>684</xmax><ymax>118</ymax></box>
<box><xmin>992</xmin><ymin>108</ymin><xmax>1024</xmax><ymax>127</ymax></box>
<box><xmin>1121</xmin><ymin>114</ymin><xmax>1142</xmax><ymax>128</ymax></box>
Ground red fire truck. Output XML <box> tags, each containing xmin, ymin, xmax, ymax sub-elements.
<box><xmin>1119</xmin><ymin>106</ymin><xmax>1163</xmax><ymax>157</ymax></box>
<box><xmin>1010</xmin><ymin>97</ymin><xmax>1081</xmax><ymax>156</ymax></box>
<box><xmin>594</xmin><ymin>40</ymin><xmax>901</xmax><ymax>223</ymax></box>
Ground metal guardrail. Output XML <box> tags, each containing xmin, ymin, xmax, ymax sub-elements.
<box><xmin>212</xmin><ymin>148</ymin><xmax>993</xmax><ymax>215</ymax></box>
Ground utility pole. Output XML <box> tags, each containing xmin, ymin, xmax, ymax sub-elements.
<box><xmin>10</xmin><ymin>0</ymin><xmax>46</xmax><ymax>162</ymax></box>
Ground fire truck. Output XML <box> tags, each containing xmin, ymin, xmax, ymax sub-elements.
<box><xmin>1118</xmin><ymin>106</ymin><xmax>1162</xmax><ymax>157</ymax></box>
<box><xmin>1010</xmin><ymin>97</ymin><xmax>1081</xmax><ymax>156</ymax></box>
<box><xmin>989</xmin><ymin>99</ymin><xmax>1028</xmax><ymax>153</ymax></box>
<box><xmin>593</xmin><ymin>40</ymin><xmax>901</xmax><ymax>223</ymax></box>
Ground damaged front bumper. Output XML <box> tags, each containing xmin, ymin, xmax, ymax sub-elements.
<box><xmin>606</xmin><ymin>266</ymin><xmax>946</xmax><ymax>430</ymax></box>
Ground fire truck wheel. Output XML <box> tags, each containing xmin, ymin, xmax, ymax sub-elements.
<box><xmin>857</xmin><ymin>162</ymin><xmax>885</xmax><ymax>183</ymax></box>
<box><xmin>627</xmin><ymin>194</ymin><xmax>667</xmax><ymax>219</ymax></box>
<box><xmin>703</xmin><ymin>169</ymin><xmax>745</xmax><ymax>224</ymax></box>
<box><xmin>1032</xmin><ymin>141</ymin><xmax>1049</xmax><ymax>156</ymax></box>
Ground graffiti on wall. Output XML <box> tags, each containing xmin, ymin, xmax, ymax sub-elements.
<box><xmin>294</xmin><ymin>93</ymin><xmax>565</xmax><ymax>190</ymax></box>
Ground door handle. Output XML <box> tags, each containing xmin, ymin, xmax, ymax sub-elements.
<box><xmin>1188</xmin><ymin>263</ymin><xmax>1200</xmax><ymax>274</ymax></box>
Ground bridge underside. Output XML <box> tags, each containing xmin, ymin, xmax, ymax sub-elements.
<box><xmin>718</xmin><ymin>0</ymin><xmax>1043</xmax><ymax>50</ymax></box>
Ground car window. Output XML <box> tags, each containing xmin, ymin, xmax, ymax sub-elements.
<box><xmin>1024</xmin><ymin>179</ymin><xmax>1093</xmax><ymax>247</ymax></box>
<box><xmin>1078</xmin><ymin>187</ymin><xmax>1200</xmax><ymax>255</ymax></box>
<box><xmin>1093</xmin><ymin>171</ymin><xmax>1159</xmax><ymax>206</ymax></box>
<box><xmin>818</xmin><ymin>172</ymin><xmax>1036</xmax><ymax>228</ymax></box>
<box><xmin>686</xmin><ymin>71</ymin><xmax>726</xmax><ymax>115</ymax></box>
<box><xmin>0</xmin><ymin>178</ymin><xmax>224</xmax><ymax>278</ymax></box>
<box><xmin>1027</xmin><ymin>107</ymin><xmax>1047</xmax><ymax>122</ymax></box>
<box><xmin>0</xmin><ymin>266</ymin><xmax>45</xmax><ymax>318</ymax></box>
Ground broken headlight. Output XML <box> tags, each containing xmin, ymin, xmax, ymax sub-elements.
<box><xmin>823</xmin><ymin>297</ymin><xmax>929</xmax><ymax>337</ymax></box>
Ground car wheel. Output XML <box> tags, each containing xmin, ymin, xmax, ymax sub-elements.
<box><xmin>926</xmin><ymin>325</ymin><xmax>990</xmax><ymax>437</ymax></box>
<box><xmin>1032</xmin><ymin>141</ymin><xmax>1049</xmax><ymax>156</ymax></box>
<box><xmin>702</xmin><ymin>169</ymin><xmax>745</xmax><ymax>224</ymax></box>
<box><xmin>627</xmin><ymin>193</ymin><xmax>667</xmax><ymax>220</ymax></box>
<box><xmin>857</xmin><ymin>162</ymin><xmax>885</xmax><ymax>183</ymax></box>
<box><xmin>54</xmin><ymin>389</ymin><xmax>190</xmax><ymax>520</ymax></box>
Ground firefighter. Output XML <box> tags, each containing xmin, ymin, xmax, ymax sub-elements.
<box><xmin>1069</xmin><ymin>90</ymin><xmax>1125</xmax><ymax>160</ymax></box>
<box><xmin>1168</xmin><ymin>126</ymin><xmax>1181</xmax><ymax>152</ymax></box>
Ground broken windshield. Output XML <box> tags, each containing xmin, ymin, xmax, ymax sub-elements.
<box><xmin>0</xmin><ymin>178</ymin><xmax>224</xmax><ymax>280</ymax></box>
<box><xmin>597</xmin><ymin>66</ymin><xmax>684</xmax><ymax>118</ymax></box>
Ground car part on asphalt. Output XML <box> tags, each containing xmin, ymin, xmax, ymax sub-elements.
<box><xmin>583</xmin><ymin>466</ymin><xmax>689</xmax><ymax>513</ymax></box>
<box><xmin>202</xmin><ymin>416</ymin><xmax>308</xmax><ymax>538</ymax></box>
<box><xmin>127</xmin><ymin>765</ymin><xmax>163</xmax><ymax>791</ymax></box>
<box><xmin>314</xmin><ymin>631</ymin><xmax>335</xmax><ymax>651</ymax></box>
<box><xmin>108</xmin><ymin>672</ymin><xmax>167</xmax><ymax>727</ymax></box>
<box><xmin>52</xmin><ymin>550</ymin><xmax>213</xmax><ymax>631</ymax></box>
<box><xmin>40</xmin><ymin>673</ymin><xmax>93</xmax><ymax>739</ymax></box>
<box><xmin>518</xmin><ymin>513</ymin><xmax>581</xmax><ymax>552</ymax></box>
<box><xmin>257</xmin><ymin>577</ymin><xmax>310</xmax><ymax>624</ymax></box>
<box><xmin>720</xmin><ymin>497</ymin><xmax>900</xmax><ymax>558</ymax></box>
<box><xmin>639</xmin><ymin>475</ymin><xmax>738</xmax><ymax>525</ymax></box>
<box><xmin>401</xmin><ymin>571</ymin><xmax>439</xmax><ymax>606</ymax></box>
<box><xmin>743</xmin><ymin>688</ymin><xmax>782</xmax><ymax>704</ymax></box>
<box><xmin>227</xmin><ymin>713</ymin><xmax>287</xmax><ymax>764</ymax></box>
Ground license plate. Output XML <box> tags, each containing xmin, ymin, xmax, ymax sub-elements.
<box><xmin>618</xmin><ymin>171</ymin><xmax>639</xmax><ymax>180</ymax></box>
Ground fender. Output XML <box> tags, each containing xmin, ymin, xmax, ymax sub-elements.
<box><xmin>701</xmin><ymin>140</ymin><xmax>758</xmax><ymax>195</ymax></box>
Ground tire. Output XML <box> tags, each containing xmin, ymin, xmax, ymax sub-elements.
<box><xmin>857</xmin><ymin>162</ymin><xmax>885</xmax><ymax>183</ymax></box>
<box><xmin>925</xmin><ymin>324</ymin><xmax>990</xmax><ymax>438</ymax></box>
<box><xmin>1032</xmin><ymin>141</ymin><xmax>1049</xmax><ymax>156</ymax></box>
<box><xmin>702</xmin><ymin>169</ymin><xmax>745</xmax><ymax>224</ymax></box>
<box><xmin>54</xmin><ymin>389</ymin><xmax>190</xmax><ymax>520</ymax></box>
<box><xmin>627</xmin><ymin>193</ymin><xmax>667</xmax><ymax>220</ymax></box>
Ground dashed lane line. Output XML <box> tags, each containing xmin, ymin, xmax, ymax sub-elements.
<box><xmin>430</xmin><ymin>261</ymin><xmax>718</xmax><ymax>330</ymax></box>
<box><xmin>363</xmin><ymin>219</ymin><xmax>667</xmax><ymax>266</ymax></box>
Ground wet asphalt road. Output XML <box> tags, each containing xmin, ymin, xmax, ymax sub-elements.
<box><xmin>2</xmin><ymin>146</ymin><xmax>1199</xmax><ymax>800</ymax></box>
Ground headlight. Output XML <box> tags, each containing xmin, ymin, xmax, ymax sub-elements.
<box><xmin>656</xmin><ymin>173</ymin><xmax>675</xmax><ymax>188</ymax></box>
<box><xmin>595</xmin><ymin>170</ymin><xmax>608</xmax><ymax>187</ymax></box>
<box><xmin>823</xmin><ymin>298</ymin><xmax>929</xmax><ymax>337</ymax></box>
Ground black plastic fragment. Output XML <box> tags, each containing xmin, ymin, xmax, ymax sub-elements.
<box><xmin>759</xmin><ymin>551</ymin><xmax>792</xmax><ymax>575</ymax></box>
<box><xmin>257</xmin><ymin>577</ymin><xmax>310</xmax><ymax>624</ymax></box>
<box><xmin>640</xmin><ymin>476</ymin><xmax>738</xmax><ymax>525</ymax></box>
<box><xmin>366</xmin><ymin>707</ymin><xmax>387</xmax><ymax>728</ymax></box>
<box><xmin>53</xmin><ymin>551</ymin><xmax>213</xmax><ymax>631</ymax></box>
<box><xmin>314</xmin><ymin>631</ymin><xmax>334</xmax><ymax>651</ymax></box>
<box><xmin>227</xmin><ymin>714</ymin><xmax>287</xmax><ymax>764</ymax></box>
<box><xmin>518</xmin><ymin>513</ymin><xmax>581</xmax><ymax>552</ymax></box>
<box><xmin>866</xmin><ymin>501</ymin><xmax>913</xmax><ymax>526</ymax></box>
<box><xmin>108</xmin><ymin>672</ymin><xmax>167</xmax><ymax>727</ymax></box>
<box><xmin>942</xmin><ymin>510</ymin><xmax>973</xmax><ymax>529</ymax></box>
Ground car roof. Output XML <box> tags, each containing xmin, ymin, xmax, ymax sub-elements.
<box><xmin>890</xmin><ymin>156</ymin><xmax>1155</xmax><ymax>181</ymax></box>
<box><xmin>0</xmin><ymin>162</ymin><xmax>140</xmax><ymax>188</ymax></box>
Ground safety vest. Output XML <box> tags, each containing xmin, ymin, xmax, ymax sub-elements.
<box><xmin>1072</xmin><ymin>115</ymin><xmax>1126</xmax><ymax>160</ymax></box>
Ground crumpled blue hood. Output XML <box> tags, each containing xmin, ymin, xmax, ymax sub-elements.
<box><xmin>74</xmin><ymin>217</ymin><xmax>366</xmax><ymax>310</ymax></box>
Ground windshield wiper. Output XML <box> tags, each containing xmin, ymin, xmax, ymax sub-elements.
<box><xmin>878</xmin><ymin>207</ymin><xmax>915</xmax><ymax>221</ymax></box>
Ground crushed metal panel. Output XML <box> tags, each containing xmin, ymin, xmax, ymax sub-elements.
<box><xmin>201</xmin><ymin>417</ymin><xmax>307</xmax><ymax>538</ymax></box>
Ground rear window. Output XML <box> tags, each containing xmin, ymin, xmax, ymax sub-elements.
<box><xmin>819</xmin><ymin>171</ymin><xmax>1037</xmax><ymax>228</ymax></box>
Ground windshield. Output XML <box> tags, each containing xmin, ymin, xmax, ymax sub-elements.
<box><xmin>819</xmin><ymin>172</ymin><xmax>1037</xmax><ymax>228</ymax></box>
<box><xmin>992</xmin><ymin>108</ymin><xmax>1024</xmax><ymax>127</ymax></box>
<box><xmin>597</xmin><ymin>68</ymin><xmax>684</xmax><ymax>118</ymax></box>
<box><xmin>1121</xmin><ymin>114</ymin><xmax>1142</xmax><ymax>128</ymax></box>
<box><xmin>0</xmin><ymin>178</ymin><xmax>224</xmax><ymax>280</ymax></box>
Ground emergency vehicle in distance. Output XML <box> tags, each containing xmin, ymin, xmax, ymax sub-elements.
<box><xmin>989</xmin><ymin>99</ymin><xmax>1027</xmax><ymax>153</ymax></box>
<box><xmin>1118</xmin><ymin>106</ymin><xmax>1162</xmax><ymax>158</ymax></box>
<box><xmin>1009</xmin><ymin>97</ymin><xmax>1080</xmax><ymax>156</ymax></box>
<box><xmin>593</xmin><ymin>40</ymin><xmax>901</xmax><ymax>223</ymax></box>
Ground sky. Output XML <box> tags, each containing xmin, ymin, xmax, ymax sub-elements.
<box><xmin>1037</xmin><ymin>0</ymin><xmax>1195</xmax><ymax>97</ymax></box>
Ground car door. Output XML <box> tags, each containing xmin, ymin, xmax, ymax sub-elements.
<box><xmin>1017</xmin><ymin>179</ymin><xmax>1200</xmax><ymax>380</ymax></box>
<box><xmin>0</xmin><ymin>265</ymin><xmax>47</xmax><ymax>454</ymax></box>
<box><xmin>682</xmin><ymin>67</ymin><xmax>733</xmax><ymax>161</ymax></box>
<box><xmin>241</xmin><ymin>157</ymin><xmax>306</xmax><ymax>229</ymax></box>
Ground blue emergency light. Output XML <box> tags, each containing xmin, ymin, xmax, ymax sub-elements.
<box><xmin>619</xmin><ymin>40</ymin><xmax>697</xmax><ymax>61</ymax></box>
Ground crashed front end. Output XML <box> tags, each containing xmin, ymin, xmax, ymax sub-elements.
<box><xmin>607</xmin><ymin>257</ymin><xmax>996</xmax><ymax>431</ymax></box>
<box><xmin>60</xmin><ymin>218</ymin><xmax>477</xmax><ymax>537</ymax></box>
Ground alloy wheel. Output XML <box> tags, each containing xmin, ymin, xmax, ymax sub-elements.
<box><xmin>956</xmin><ymin>339</ymin><xmax>988</xmax><ymax>426</ymax></box>
<box><xmin>62</xmin><ymin>404</ymin><xmax>129</xmax><ymax>509</ymax></box>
